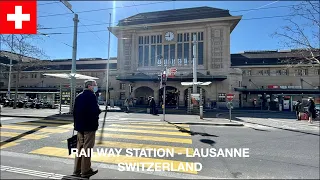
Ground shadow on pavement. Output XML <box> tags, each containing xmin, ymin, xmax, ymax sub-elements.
<box><xmin>163</xmin><ymin>120</ymin><xmax>219</xmax><ymax>137</ymax></box>
<box><xmin>200</xmin><ymin>139</ymin><xmax>216</xmax><ymax>145</ymax></box>
<box><xmin>14</xmin><ymin>119</ymin><xmax>72</xmax><ymax>127</ymax></box>
<box><xmin>0</xmin><ymin>126</ymin><xmax>46</xmax><ymax>147</ymax></box>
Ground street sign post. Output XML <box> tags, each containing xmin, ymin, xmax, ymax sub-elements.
<box><xmin>167</xmin><ymin>67</ymin><xmax>177</xmax><ymax>78</ymax></box>
<box><xmin>227</xmin><ymin>93</ymin><xmax>234</xmax><ymax>101</ymax></box>
<box><xmin>227</xmin><ymin>102</ymin><xmax>233</xmax><ymax>122</ymax></box>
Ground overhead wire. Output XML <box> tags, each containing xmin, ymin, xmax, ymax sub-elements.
<box><xmin>38</xmin><ymin>1</ymin><xmax>169</xmax><ymax>18</ymax></box>
<box><xmin>39</xmin><ymin>12</ymin><xmax>317</xmax><ymax>35</ymax></box>
<box><xmin>37</xmin><ymin>2</ymin><xmax>317</xmax><ymax>31</ymax></box>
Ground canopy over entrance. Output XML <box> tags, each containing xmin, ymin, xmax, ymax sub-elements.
<box><xmin>43</xmin><ymin>73</ymin><xmax>99</xmax><ymax>114</ymax></box>
<box><xmin>43</xmin><ymin>73</ymin><xmax>99</xmax><ymax>80</ymax></box>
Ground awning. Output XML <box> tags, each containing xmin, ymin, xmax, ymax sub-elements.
<box><xmin>234</xmin><ymin>88</ymin><xmax>320</xmax><ymax>94</ymax></box>
<box><xmin>116</xmin><ymin>75</ymin><xmax>227</xmax><ymax>82</ymax></box>
<box><xmin>43</xmin><ymin>73</ymin><xmax>99</xmax><ymax>80</ymax></box>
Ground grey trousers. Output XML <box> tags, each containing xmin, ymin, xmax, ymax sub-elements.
<box><xmin>73</xmin><ymin>131</ymin><xmax>96</xmax><ymax>174</ymax></box>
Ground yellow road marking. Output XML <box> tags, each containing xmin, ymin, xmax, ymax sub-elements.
<box><xmin>57</xmin><ymin>124</ymin><xmax>74</xmax><ymax>129</ymax></box>
<box><xmin>1</xmin><ymin>125</ymin><xmax>68</xmax><ymax>133</ymax></box>
<box><xmin>30</xmin><ymin>147</ymin><xmax>197</xmax><ymax>174</ymax></box>
<box><xmin>96</xmin><ymin>133</ymin><xmax>192</xmax><ymax>144</ymax></box>
<box><xmin>102</xmin><ymin>128</ymin><xmax>190</xmax><ymax>137</ymax></box>
<box><xmin>15</xmin><ymin>122</ymin><xmax>66</xmax><ymax>127</ymax></box>
<box><xmin>0</xmin><ymin>142</ymin><xmax>19</xmax><ymax>149</ymax></box>
<box><xmin>97</xmin><ymin>141</ymin><xmax>193</xmax><ymax>155</ymax></box>
<box><xmin>127</xmin><ymin>122</ymin><xmax>190</xmax><ymax>128</ymax></box>
<box><xmin>37</xmin><ymin>119</ymin><xmax>72</xmax><ymax>124</ymax></box>
<box><xmin>61</xmin><ymin>140</ymin><xmax>194</xmax><ymax>155</ymax></box>
<box><xmin>109</xmin><ymin>124</ymin><xmax>190</xmax><ymax>131</ymax></box>
<box><xmin>1</xmin><ymin>131</ymin><xmax>48</xmax><ymax>140</ymax></box>
<box><xmin>17</xmin><ymin>119</ymin><xmax>71</xmax><ymax>124</ymax></box>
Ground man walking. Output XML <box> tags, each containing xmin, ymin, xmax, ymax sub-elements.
<box><xmin>150</xmin><ymin>97</ymin><xmax>157</xmax><ymax>115</ymax></box>
<box><xmin>307</xmin><ymin>98</ymin><xmax>316</xmax><ymax>124</ymax></box>
<box><xmin>295</xmin><ymin>100</ymin><xmax>302</xmax><ymax>121</ymax></box>
<box><xmin>73</xmin><ymin>80</ymin><xmax>101</xmax><ymax>178</ymax></box>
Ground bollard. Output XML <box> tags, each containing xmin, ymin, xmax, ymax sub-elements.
<box><xmin>200</xmin><ymin>105</ymin><xmax>203</xmax><ymax>119</ymax></box>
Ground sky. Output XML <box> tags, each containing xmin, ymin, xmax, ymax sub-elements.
<box><xmin>1</xmin><ymin>0</ymin><xmax>315</xmax><ymax>60</ymax></box>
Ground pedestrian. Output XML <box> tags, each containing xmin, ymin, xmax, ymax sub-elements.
<box><xmin>295</xmin><ymin>100</ymin><xmax>302</xmax><ymax>121</ymax></box>
<box><xmin>151</xmin><ymin>97</ymin><xmax>157</xmax><ymax>115</ymax></box>
<box><xmin>148</xmin><ymin>96</ymin><xmax>152</xmax><ymax>114</ymax></box>
<box><xmin>307</xmin><ymin>98</ymin><xmax>316</xmax><ymax>124</ymax></box>
<box><xmin>72</xmin><ymin>80</ymin><xmax>101</xmax><ymax>178</ymax></box>
<box><xmin>124</xmin><ymin>98</ymin><xmax>129</xmax><ymax>113</ymax></box>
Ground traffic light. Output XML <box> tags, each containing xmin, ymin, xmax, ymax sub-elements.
<box><xmin>161</xmin><ymin>74</ymin><xmax>167</xmax><ymax>85</ymax></box>
<box><xmin>129</xmin><ymin>84</ymin><xmax>133</xmax><ymax>93</ymax></box>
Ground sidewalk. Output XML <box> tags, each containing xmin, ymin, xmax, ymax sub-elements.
<box><xmin>0</xmin><ymin>106</ymin><xmax>122</xmax><ymax>119</ymax></box>
<box><xmin>104</xmin><ymin>113</ymin><xmax>244</xmax><ymax>126</ymax></box>
<box><xmin>235</xmin><ymin>116</ymin><xmax>320</xmax><ymax>136</ymax></box>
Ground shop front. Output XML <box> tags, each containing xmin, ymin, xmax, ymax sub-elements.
<box><xmin>235</xmin><ymin>87</ymin><xmax>320</xmax><ymax>111</ymax></box>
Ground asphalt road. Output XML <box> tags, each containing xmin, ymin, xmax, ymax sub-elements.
<box><xmin>1</xmin><ymin>115</ymin><xmax>319</xmax><ymax>179</ymax></box>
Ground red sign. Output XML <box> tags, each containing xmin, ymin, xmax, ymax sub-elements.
<box><xmin>167</xmin><ymin>68</ymin><xmax>177</xmax><ymax>78</ymax></box>
<box><xmin>226</xmin><ymin>93</ymin><xmax>234</xmax><ymax>101</ymax></box>
<box><xmin>0</xmin><ymin>0</ymin><xmax>37</xmax><ymax>34</ymax></box>
<box><xmin>268</xmin><ymin>85</ymin><xmax>279</xmax><ymax>89</ymax></box>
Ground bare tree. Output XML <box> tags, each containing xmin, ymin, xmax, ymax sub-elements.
<box><xmin>0</xmin><ymin>34</ymin><xmax>49</xmax><ymax>109</ymax></box>
<box><xmin>272</xmin><ymin>1</ymin><xmax>320</xmax><ymax>65</ymax></box>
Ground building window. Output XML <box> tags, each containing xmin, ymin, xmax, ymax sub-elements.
<box><xmin>170</xmin><ymin>44</ymin><xmax>175</xmax><ymax>66</ymax></box>
<box><xmin>282</xmin><ymin>69</ymin><xmax>288</xmax><ymax>75</ymax></box>
<box><xmin>120</xmin><ymin>92</ymin><xmax>126</xmax><ymax>100</ymax></box>
<box><xmin>296</xmin><ymin>69</ymin><xmax>308</xmax><ymax>76</ymax></box>
<box><xmin>264</xmin><ymin>70</ymin><xmax>270</xmax><ymax>76</ymax></box>
<box><xmin>302</xmin><ymin>69</ymin><xmax>308</xmax><ymax>76</ymax></box>
<box><xmin>177</xmin><ymin>33</ymin><xmax>183</xmax><ymax>42</ymax></box>
<box><xmin>144</xmin><ymin>36</ymin><xmax>149</xmax><ymax>44</ymax></box>
<box><xmin>157</xmin><ymin>45</ymin><xmax>162</xmax><ymax>66</ymax></box>
<box><xmin>138</xmin><ymin>46</ymin><xmax>143</xmax><ymax>67</ymax></box>
<box><xmin>177</xmin><ymin>44</ymin><xmax>182</xmax><ymax>66</ymax></box>
<box><xmin>137</xmin><ymin>32</ymin><xmax>203</xmax><ymax>68</ymax></box>
<box><xmin>198</xmin><ymin>42</ymin><xmax>203</xmax><ymax>65</ymax></box>
<box><xmin>164</xmin><ymin>45</ymin><xmax>169</xmax><ymax>66</ymax></box>
<box><xmin>218</xmin><ymin>93</ymin><xmax>226</xmax><ymax>102</ymax></box>
<box><xmin>243</xmin><ymin>70</ymin><xmax>251</xmax><ymax>76</ymax></box>
<box><xmin>151</xmin><ymin>45</ymin><xmax>156</xmax><ymax>66</ymax></box>
<box><xmin>316</xmin><ymin>69</ymin><xmax>320</xmax><ymax>75</ymax></box>
<box><xmin>151</xmin><ymin>35</ymin><xmax>156</xmax><ymax>44</ymax></box>
<box><xmin>157</xmin><ymin>35</ymin><xmax>162</xmax><ymax>43</ymax></box>
<box><xmin>184</xmin><ymin>33</ymin><xmax>190</xmax><ymax>42</ymax></box>
<box><xmin>144</xmin><ymin>45</ymin><xmax>149</xmax><ymax>66</ymax></box>
<box><xmin>120</xmin><ymin>83</ymin><xmax>125</xmax><ymax>90</ymax></box>
<box><xmin>138</xmin><ymin>36</ymin><xmax>143</xmax><ymax>45</ymax></box>
<box><xmin>184</xmin><ymin>43</ymin><xmax>189</xmax><ymax>65</ymax></box>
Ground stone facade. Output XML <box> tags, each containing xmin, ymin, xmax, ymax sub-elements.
<box><xmin>109</xmin><ymin>12</ymin><xmax>242</xmax><ymax>107</ymax></box>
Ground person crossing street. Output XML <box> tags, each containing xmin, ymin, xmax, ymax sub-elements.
<box><xmin>72</xmin><ymin>80</ymin><xmax>101</xmax><ymax>178</ymax></box>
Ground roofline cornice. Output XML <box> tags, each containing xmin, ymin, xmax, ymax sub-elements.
<box><xmin>109</xmin><ymin>16</ymin><xmax>242</xmax><ymax>36</ymax></box>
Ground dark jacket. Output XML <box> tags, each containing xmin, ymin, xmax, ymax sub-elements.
<box><xmin>308</xmin><ymin>100</ymin><xmax>315</xmax><ymax>112</ymax></box>
<box><xmin>73</xmin><ymin>89</ymin><xmax>101</xmax><ymax>132</ymax></box>
<box><xmin>295</xmin><ymin>102</ymin><xmax>303</xmax><ymax>112</ymax></box>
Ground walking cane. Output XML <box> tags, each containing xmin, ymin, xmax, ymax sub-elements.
<box><xmin>98</xmin><ymin>102</ymin><xmax>107</xmax><ymax>144</ymax></box>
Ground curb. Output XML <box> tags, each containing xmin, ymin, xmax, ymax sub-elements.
<box><xmin>168</xmin><ymin>121</ymin><xmax>244</xmax><ymax>126</ymax></box>
<box><xmin>238</xmin><ymin>120</ymin><xmax>320</xmax><ymax>136</ymax></box>
<box><xmin>1</xmin><ymin>115</ymin><xmax>46</xmax><ymax>119</ymax></box>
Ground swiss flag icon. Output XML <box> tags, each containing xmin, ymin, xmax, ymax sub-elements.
<box><xmin>0</xmin><ymin>0</ymin><xmax>37</xmax><ymax>34</ymax></box>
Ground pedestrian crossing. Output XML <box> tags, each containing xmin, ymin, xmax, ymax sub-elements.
<box><xmin>29</xmin><ymin>121</ymin><xmax>198</xmax><ymax>174</ymax></box>
<box><xmin>0</xmin><ymin>119</ymin><xmax>72</xmax><ymax>150</ymax></box>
